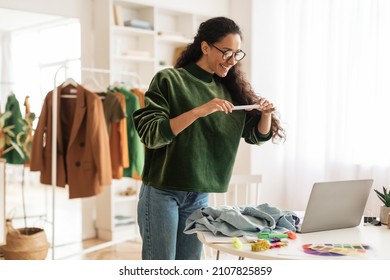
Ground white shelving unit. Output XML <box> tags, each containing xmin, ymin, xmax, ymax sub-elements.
<box><xmin>111</xmin><ymin>1</ymin><xmax>156</xmax><ymax>87</ymax></box>
<box><xmin>94</xmin><ymin>0</ymin><xmax>212</xmax><ymax>87</ymax></box>
<box><xmin>95</xmin><ymin>178</ymin><xmax>141</xmax><ymax>241</ymax></box>
<box><xmin>92</xmin><ymin>0</ymin><xmax>215</xmax><ymax>242</ymax></box>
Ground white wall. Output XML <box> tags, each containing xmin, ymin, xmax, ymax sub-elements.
<box><xmin>228</xmin><ymin>0</ymin><xmax>252</xmax><ymax>175</ymax></box>
<box><xmin>0</xmin><ymin>0</ymin><xmax>84</xmax><ymax>18</ymax></box>
<box><xmin>229</xmin><ymin>0</ymin><xmax>287</xmax><ymax>209</ymax></box>
<box><xmin>250</xmin><ymin>0</ymin><xmax>287</xmax><ymax>209</ymax></box>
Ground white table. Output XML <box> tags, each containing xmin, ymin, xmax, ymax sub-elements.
<box><xmin>198</xmin><ymin>224</ymin><xmax>390</xmax><ymax>260</ymax></box>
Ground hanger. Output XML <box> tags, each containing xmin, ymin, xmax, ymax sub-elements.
<box><xmin>61</xmin><ymin>78</ymin><xmax>78</xmax><ymax>98</ymax></box>
<box><xmin>62</xmin><ymin>77</ymin><xmax>78</xmax><ymax>88</ymax></box>
<box><xmin>124</xmin><ymin>76</ymin><xmax>142</xmax><ymax>90</ymax></box>
<box><xmin>82</xmin><ymin>76</ymin><xmax>106</xmax><ymax>93</ymax></box>
<box><xmin>112</xmin><ymin>81</ymin><xmax>123</xmax><ymax>88</ymax></box>
<box><xmin>108</xmin><ymin>81</ymin><xmax>124</xmax><ymax>93</ymax></box>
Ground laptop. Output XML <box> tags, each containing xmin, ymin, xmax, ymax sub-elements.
<box><xmin>297</xmin><ymin>179</ymin><xmax>373</xmax><ymax>233</ymax></box>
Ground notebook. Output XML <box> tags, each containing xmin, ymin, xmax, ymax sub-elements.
<box><xmin>297</xmin><ymin>179</ymin><xmax>373</xmax><ymax>233</ymax></box>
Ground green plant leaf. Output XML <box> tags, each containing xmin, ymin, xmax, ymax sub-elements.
<box><xmin>9</xmin><ymin>140</ymin><xmax>25</xmax><ymax>159</ymax></box>
<box><xmin>3</xmin><ymin>126</ymin><xmax>15</xmax><ymax>137</ymax></box>
<box><xmin>374</xmin><ymin>187</ymin><xmax>390</xmax><ymax>207</ymax></box>
<box><xmin>0</xmin><ymin>137</ymin><xmax>5</xmax><ymax>150</ymax></box>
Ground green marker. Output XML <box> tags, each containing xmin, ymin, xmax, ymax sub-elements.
<box><xmin>258</xmin><ymin>232</ymin><xmax>288</xmax><ymax>239</ymax></box>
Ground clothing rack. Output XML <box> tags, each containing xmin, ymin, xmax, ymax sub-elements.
<box><xmin>51</xmin><ymin>65</ymin><xmax>142</xmax><ymax>259</ymax></box>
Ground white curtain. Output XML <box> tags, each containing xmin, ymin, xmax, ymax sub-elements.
<box><xmin>250</xmin><ymin>0</ymin><xmax>390</xmax><ymax>214</ymax></box>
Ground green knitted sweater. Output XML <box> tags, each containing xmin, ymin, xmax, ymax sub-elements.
<box><xmin>133</xmin><ymin>63</ymin><xmax>272</xmax><ymax>193</ymax></box>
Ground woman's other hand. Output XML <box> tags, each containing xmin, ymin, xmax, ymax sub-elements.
<box><xmin>256</xmin><ymin>97</ymin><xmax>276</xmax><ymax>115</ymax></box>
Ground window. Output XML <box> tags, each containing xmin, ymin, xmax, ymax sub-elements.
<box><xmin>9</xmin><ymin>20</ymin><xmax>81</xmax><ymax>116</ymax></box>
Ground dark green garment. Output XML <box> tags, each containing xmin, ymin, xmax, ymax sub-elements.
<box><xmin>96</xmin><ymin>91</ymin><xmax>125</xmax><ymax>134</ymax></box>
<box><xmin>114</xmin><ymin>87</ymin><xmax>144</xmax><ymax>178</ymax></box>
<box><xmin>133</xmin><ymin>63</ymin><xmax>272</xmax><ymax>193</ymax></box>
<box><xmin>3</xmin><ymin>94</ymin><xmax>25</xmax><ymax>164</ymax></box>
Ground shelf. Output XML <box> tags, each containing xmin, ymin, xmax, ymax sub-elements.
<box><xmin>97</xmin><ymin>223</ymin><xmax>139</xmax><ymax>241</ymax></box>
<box><xmin>107</xmin><ymin>1</ymin><xmax>212</xmax><ymax>85</ymax></box>
<box><xmin>114</xmin><ymin>194</ymin><xmax>138</xmax><ymax>203</ymax></box>
<box><xmin>156</xmin><ymin>7</ymin><xmax>194</xmax><ymax>40</ymax></box>
<box><xmin>112</xmin><ymin>55</ymin><xmax>155</xmax><ymax>63</ymax></box>
<box><xmin>112</xmin><ymin>25</ymin><xmax>154</xmax><ymax>37</ymax></box>
<box><xmin>157</xmin><ymin>33</ymin><xmax>192</xmax><ymax>44</ymax></box>
<box><xmin>114</xmin><ymin>222</ymin><xmax>135</xmax><ymax>228</ymax></box>
<box><xmin>114</xmin><ymin>0</ymin><xmax>149</xmax><ymax>9</ymax></box>
<box><xmin>114</xmin><ymin>214</ymin><xmax>135</xmax><ymax>227</ymax></box>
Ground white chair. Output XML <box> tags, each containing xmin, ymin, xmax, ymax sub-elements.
<box><xmin>210</xmin><ymin>174</ymin><xmax>262</xmax><ymax>207</ymax></box>
<box><xmin>202</xmin><ymin>174</ymin><xmax>262</xmax><ymax>260</ymax></box>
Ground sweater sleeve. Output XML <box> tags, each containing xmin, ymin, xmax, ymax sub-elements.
<box><xmin>133</xmin><ymin>73</ymin><xmax>176</xmax><ymax>149</ymax></box>
<box><xmin>242</xmin><ymin>113</ymin><xmax>272</xmax><ymax>144</ymax></box>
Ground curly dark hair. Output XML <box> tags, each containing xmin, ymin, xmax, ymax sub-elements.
<box><xmin>175</xmin><ymin>17</ymin><xmax>286</xmax><ymax>143</ymax></box>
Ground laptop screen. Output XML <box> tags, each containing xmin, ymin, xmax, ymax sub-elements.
<box><xmin>298</xmin><ymin>179</ymin><xmax>373</xmax><ymax>233</ymax></box>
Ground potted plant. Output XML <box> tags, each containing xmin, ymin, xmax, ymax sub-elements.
<box><xmin>0</xmin><ymin>111</ymin><xmax>23</xmax><ymax>158</ymax></box>
<box><xmin>373</xmin><ymin>186</ymin><xmax>390</xmax><ymax>225</ymax></box>
<box><xmin>1</xmin><ymin>111</ymin><xmax>49</xmax><ymax>260</ymax></box>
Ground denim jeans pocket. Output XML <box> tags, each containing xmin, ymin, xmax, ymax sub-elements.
<box><xmin>138</xmin><ymin>183</ymin><xmax>147</xmax><ymax>200</ymax></box>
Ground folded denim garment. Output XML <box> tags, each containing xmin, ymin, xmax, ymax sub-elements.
<box><xmin>184</xmin><ymin>203</ymin><xmax>300</xmax><ymax>237</ymax></box>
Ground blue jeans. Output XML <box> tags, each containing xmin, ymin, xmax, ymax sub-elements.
<box><xmin>137</xmin><ymin>183</ymin><xmax>209</xmax><ymax>260</ymax></box>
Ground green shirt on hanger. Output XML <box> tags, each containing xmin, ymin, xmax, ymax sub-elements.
<box><xmin>114</xmin><ymin>86</ymin><xmax>144</xmax><ymax>178</ymax></box>
<box><xmin>3</xmin><ymin>93</ymin><xmax>25</xmax><ymax>164</ymax></box>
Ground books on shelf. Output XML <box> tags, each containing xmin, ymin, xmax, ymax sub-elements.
<box><xmin>157</xmin><ymin>31</ymin><xmax>190</xmax><ymax>42</ymax></box>
<box><xmin>124</xmin><ymin>19</ymin><xmax>154</xmax><ymax>30</ymax></box>
<box><xmin>121</xmin><ymin>50</ymin><xmax>151</xmax><ymax>58</ymax></box>
<box><xmin>113</xmin><ymin>5</ymin><xmax>123</xmax><ymax>26</ymax></box>
<box><xmin>114</xmin><ymin>215</ymin><xmax>135</xmax><ymax>227</ymax></box>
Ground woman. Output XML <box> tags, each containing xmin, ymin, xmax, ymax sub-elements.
<box><xmin>133</xmin><ymin>17</ymin><xmax>286</xmax><ymax>260</ymax></box>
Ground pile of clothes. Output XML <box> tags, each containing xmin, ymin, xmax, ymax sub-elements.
<box><xmin>184</xmin><ymin>203</ymin><xmax>300</xmax><ymax>237</ymax></box>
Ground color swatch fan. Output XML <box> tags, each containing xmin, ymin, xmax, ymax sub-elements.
<box><xmin>302</xmin><ymin>243</ymin><xmax>370</xmax><ymax>256</ymax></box>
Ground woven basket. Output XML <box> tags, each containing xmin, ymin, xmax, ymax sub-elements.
<box><xmin>3</xmin><ymin>222</ymin><xmax>49</xmax><ymax>260</ymax></box>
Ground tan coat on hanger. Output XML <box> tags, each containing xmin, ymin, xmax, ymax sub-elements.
<box><xmin>30</xmin><ymin>84</ymin><xmax>112</xmax><ymax>199</ymax></box>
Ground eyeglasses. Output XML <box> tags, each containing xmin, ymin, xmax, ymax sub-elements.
<box><xmin>209</xmin><ymin>43</ymin><xmax>246</xmax><ymax>61</ymax></box>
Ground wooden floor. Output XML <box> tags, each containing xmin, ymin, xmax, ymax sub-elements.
<box><xmin>2</xmin><ymin>165</ymin><xmax>144</xmax><ymax>260</ymax></box>
<box><xmin>63</xmin><ymin>239</ymin><xmax>143</xmax><ymax>260</ymax></box>
<box><xmin>0</xmin><ymin>239</ymin><xmax>142</xmax><ymax>260</ymax></box>
<box><xmin>1</xmin><ymin>238</ymin><xmax>235</xmax><ymax>260</ymax></box>
<box><xmin>83</xmin><ymin>240</ymin><xmax>142</xmax><ymax>260</ymax></box>
<box><xmin>1</xmin><ymin>165</ymin><xmax>229</xmax><ymax>260</ymax></box>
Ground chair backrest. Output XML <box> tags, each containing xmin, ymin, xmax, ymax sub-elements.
<box><xmin>209</xmin><ymin>174</ymin><xmax>262</xmax><ymax>207</ymax></box>
<box><xmin>203</xmin><ymin>174</ymin><xmax>263</xmax><ymax>259</ymax></box>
